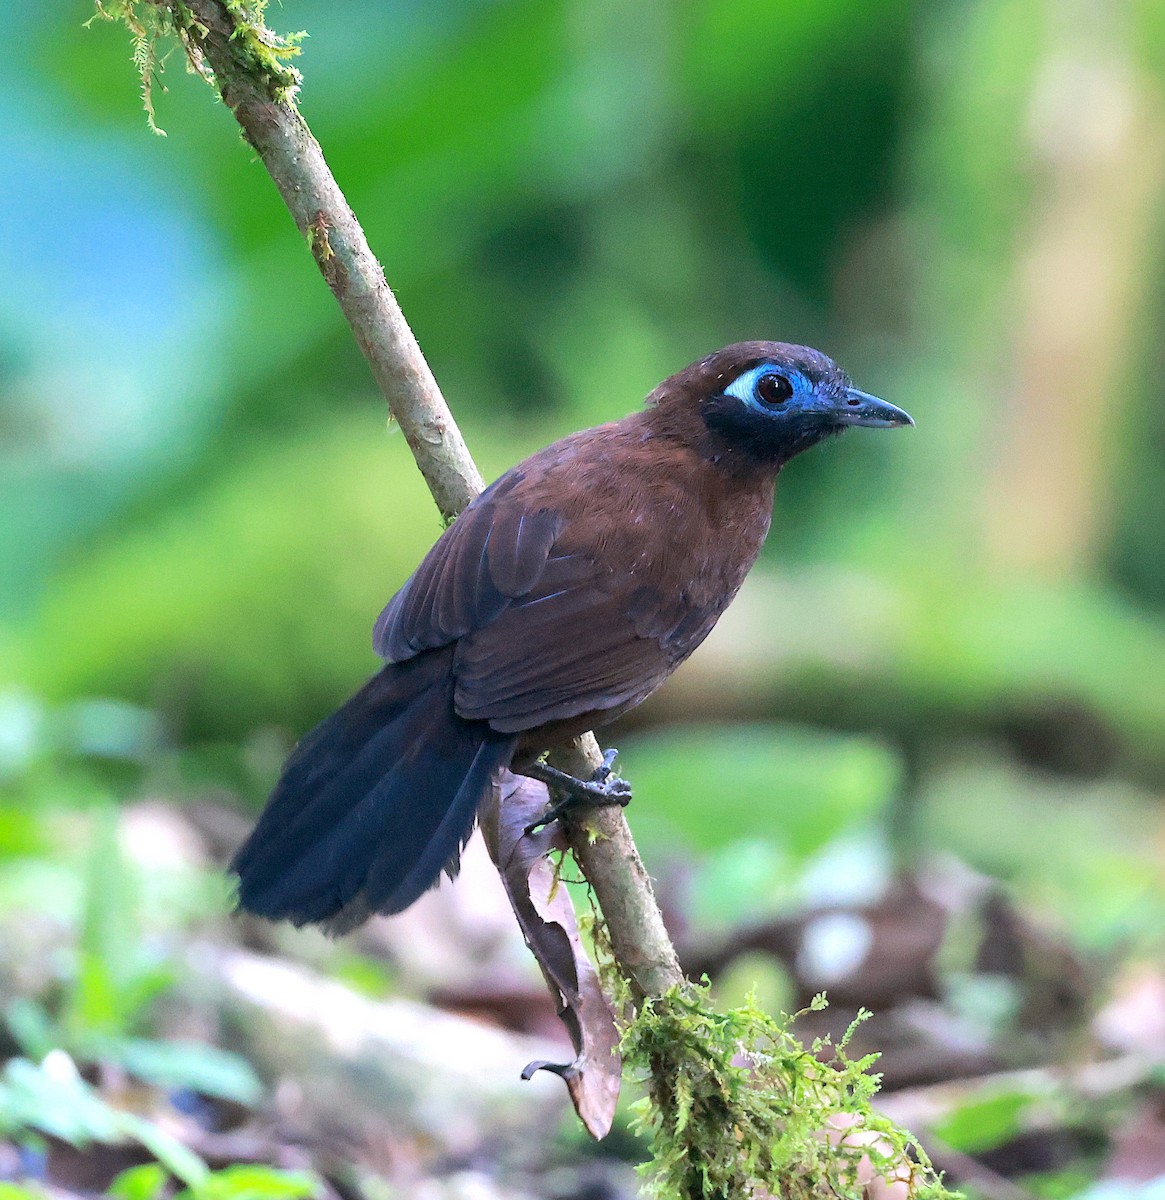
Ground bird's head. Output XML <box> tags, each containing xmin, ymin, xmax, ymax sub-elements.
<box><xmin>651</xmin><ymin>341</ymin><xmax>913</xmax><ymax>468</ymax></box>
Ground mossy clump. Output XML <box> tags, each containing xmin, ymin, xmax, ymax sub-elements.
<box><xmin>89</xmin><ymin>0</ymin><xmax>306</xmax><ymax>132</ymax></box>
<box><xmin>622</xmin><ymin>983</ymin><xmax>957</xmax><ymax>1200</ymax></box>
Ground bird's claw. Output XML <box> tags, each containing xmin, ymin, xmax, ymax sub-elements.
<box><xmin>567</xmin><ymin>771</ymin><xmax>632</xmax><ymax>807</ymax></box>
<box><xmin>591</xmin><ymin>747</ymin><xmax>620</xmax><ymax>785</ymax></box>
<box><xmin>520</xmin><ymin>749</ymin><xmax>632</xmax><ymax>835</ymax></box>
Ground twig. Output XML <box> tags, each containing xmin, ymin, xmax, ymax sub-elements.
<box><xmin>158</xmin><ymin>0</ymin><xmax>481</xmax><ymax>520</ymax></box>
<box><xmin>152</xmin><ymin>0</ymin><xmax>682</xmax><ymax>1002</ymax></box>
<box><xmin>549</xmin><ymin>740</ymin><xmax>682</xmax><ymax>997</ymax></box>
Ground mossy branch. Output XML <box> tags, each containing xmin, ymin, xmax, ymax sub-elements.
<box><xmin>91</xmin><ymin>0</ymin><xmax>480</xmax><ymax>519</ymax></box>
<box><xmin>91</xmin><ymin>0</ymin><xmax>680</xmax><ymax>1008</ymax></box>
<box><xmin>94</xmin><ymin>4</ymin><xmax>954</xmax><ymax>1195</ymax></box>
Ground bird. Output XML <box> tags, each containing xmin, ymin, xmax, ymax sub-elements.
<box><xmin>231</xmin><ymin>341</ymin><xmax>912</xmax><ymax>932</ymax></box>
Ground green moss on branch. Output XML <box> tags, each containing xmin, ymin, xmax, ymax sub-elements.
<box><xmin>89</xmin><ymin>0</ymin><xmax>304</xmax><ymax>130</ymax></box>
<box><xmin>623</xmin><ymin>983</ymin><xmax>955</xmax><ymax>1200</ymax></box>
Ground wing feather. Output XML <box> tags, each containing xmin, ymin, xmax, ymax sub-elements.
<box><xmin>373</xmin><ymin>473</ymin><xmax>559</xmax><ymax>662</ymax></box>
<box><xmin>372</xmin><ymin>433</ymin><xmax>725</xmax><ymax>735</ymax></box>
<box><xmin>452</xmin><ymin>567</ymin><xmax>695</xmax><ymax>732</ymax></box>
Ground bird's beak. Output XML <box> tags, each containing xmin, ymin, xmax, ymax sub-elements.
<box><xmin>835</xmin><ymin>388</ymin><xmax>914</xmax><ymax>429</ymax></box>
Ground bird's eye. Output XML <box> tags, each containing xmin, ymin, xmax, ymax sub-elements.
<box><xmin>756</xmin><ymin>373</ymin><xmax>793</xmax><ymax>407</ymax></box>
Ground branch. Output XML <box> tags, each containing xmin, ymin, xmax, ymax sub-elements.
<box><xmin>550</xmin><ymin>740</ymin><xmax>682</xmax><ymax>998</ymax></box>
<box><xmin>163</xmin><ymin>0</ymin><xmax>482</xmax><ymax>521</ymax></box>
<box><xmin>150</xmin><ymin>0</ymin><xmax>681</xmax><ymax>1001</ymax></box>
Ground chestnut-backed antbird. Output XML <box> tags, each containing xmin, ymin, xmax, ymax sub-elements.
<box><xmin>232</xmin><ymin>342</ymin><xmax>913</xmax><ymax>931</ymax></box>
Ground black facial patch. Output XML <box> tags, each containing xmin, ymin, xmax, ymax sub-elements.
<box><xmin>701</xmin><ymin>391</ymin><xmax>843</xmax><ymax>466</ymax></box>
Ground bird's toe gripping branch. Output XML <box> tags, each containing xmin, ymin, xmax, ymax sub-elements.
<box><xmin>520</xmin><ymin>748</ymin><xmax>632</xmax><ymax>835</ymax></box>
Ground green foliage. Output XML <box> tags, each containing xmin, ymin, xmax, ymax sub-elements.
<box><xmin>2</xmin><ymin>823</ymin><xmax>260</xmax><ymax>1108</ymax></box>
<box><xmin>0</xmin><ymin>802</ymin><xmax>174</xmax><ymax>1055</ymax></box>
<box><xmin>0</xmin><ymin>1054</ymin><xmax>305</xmax><ymax>1199</ymax></box>
<box><xmin>621</xmin><ymin>983</ymin><xmax>954</xmax><ymax>1200</ymax></box>
<box><xmin>0</xmin><ymin>760</ymin><xmax>293</xmax><ymax>1196</ymax></box>
<box><xmin>1</xmin><ymin>800</ymin><xmax>262</xmax><ymax>1112</ymax></box>
<box><xmin>109</xmin><ymin>1164</ymin><xmax>172</xmax><ymax>1200</ymax></box>
<box><xmin>932</xmin><ymin>1089</ymin><xmax>1028</xmax><ymax>1155</ymax></box>
<box><xmin>187</xmin><ymin>1165</ymin><xmax>320</xmax><ymax>1200</ymax></box>
<box><xmin>111</xmin><ymin>1162</ymin><xmax>321</xmax><ymax>1200</ymax></box>
<box><xmin>7</xmin><ymin>993</ymin><xmax>261</xmax><ymax>1106</ymax></box>
<box><xmin>627</xmin><ymin>724</ymin><xmax>900</xmax><ymax>858</ymax></box>
<box><xmin>1022</xmin><ymin>1168</ymin><xmax>1097</xmax><ymax>1199</ymax></box>
<box><xmin>99</xmin><ymin>1038</ymin><xmax>262</xmax><ymax>1106</ymax></box>
<box><xmin>63</xmin><ymin>806</ymin><xmax>168</xmax><ymax>1040</ymax></box>
<box><xmin>0</xmin><ymin>1056</ymin><xmax>304</xmax><ymax>1195</ymax></box>
<box><xmin>0</xmin><ymin>1053</ymin><xmax>205</xmax><ymax>1187</ymax></box>
<box><xmin>0</xmin><ymin>1186</ymin><xmax>44</xmax><ymax>1200</ymax></box>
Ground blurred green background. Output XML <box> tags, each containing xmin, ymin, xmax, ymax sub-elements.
<box><xmin>3</xmin><ymin>0</ymin><xmax>1165</xmax><ymax>1193</ymax></box>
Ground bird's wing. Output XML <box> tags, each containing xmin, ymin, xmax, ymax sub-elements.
<box><xmin>373</xmin><ymin>470</ymin><xmax>565</xmax><ymax>663</ymax></box>
<box><xmin>373</xmin><ymin>458</ymin><xmax>709</xmax><ymax>735</ymax></box>
<box><xmin>450</xmin><ymin>557</ymin><xmax>709</xmax><ymax>733</ymax></box>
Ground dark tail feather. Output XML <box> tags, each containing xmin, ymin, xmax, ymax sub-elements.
<box><xmin>231</xmin><ymin>647</ymin><xmax>517</xmax><ymax>932</ymax></box>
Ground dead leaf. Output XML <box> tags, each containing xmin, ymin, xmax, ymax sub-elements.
<box><xmin>479</xmin><ymin>771</ymin><xmax>621</xmax><ymax>1139</ymax></box>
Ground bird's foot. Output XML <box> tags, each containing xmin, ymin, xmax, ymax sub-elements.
<box><xmin>521</xmin><ymin>749</ymin><xmax>631</xmax><ymax>835</ymax></box>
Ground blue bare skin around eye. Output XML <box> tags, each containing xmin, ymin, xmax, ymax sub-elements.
<box><xmin>724</xmin><ymin>363</ymin><xmax>812</xmax><ymax>413</ymax></box>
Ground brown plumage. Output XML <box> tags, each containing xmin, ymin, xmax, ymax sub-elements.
<box><xmin>232</xmin><ymin>342</ymin><xmax>912</xmax><ymax>930</ymax></box>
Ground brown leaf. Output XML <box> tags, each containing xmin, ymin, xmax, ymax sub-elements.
<box><xmin>479</xmin><ymin>771</ymin><xmax>621</xmax><ymax>1139</ymax></box>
